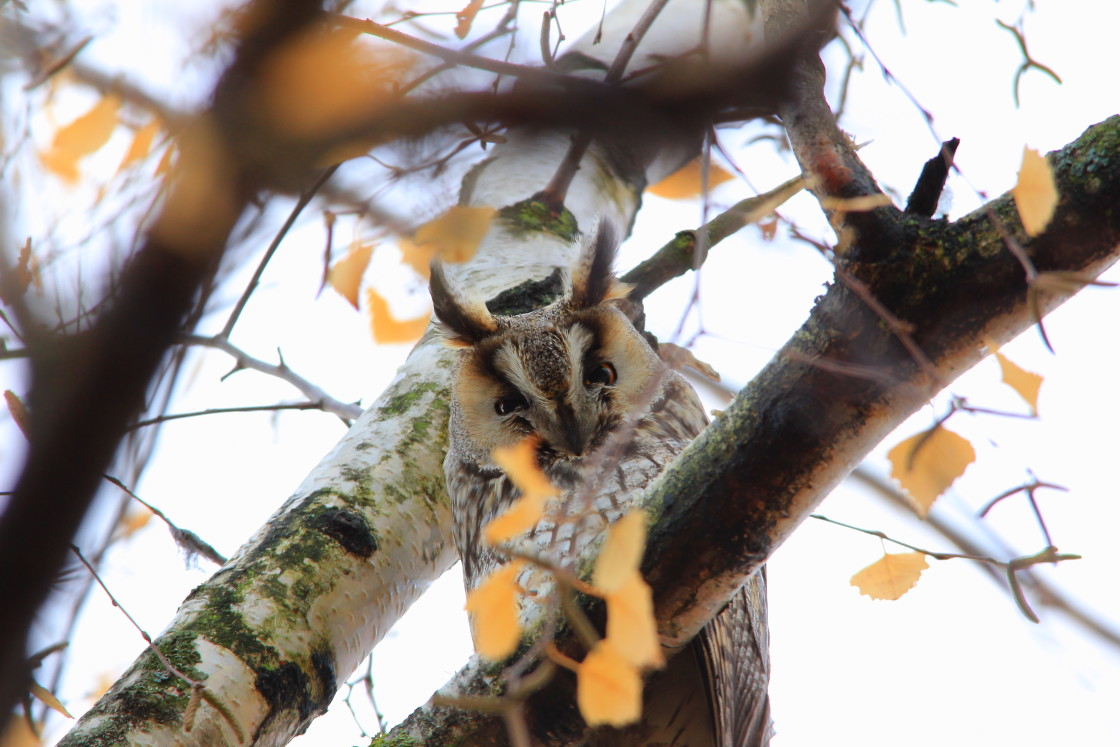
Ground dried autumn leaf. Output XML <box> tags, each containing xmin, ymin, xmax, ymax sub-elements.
<box><xmin>994</xmin><ymin>350</ymin><xmax>1043</xmax><ymax>413</ymax></box>
<box><xmin>648</xmin><ymin>158</ymin><xmax>734</xmax><ymax>199</ymax></box>
<box><xmin>118</xmin><ymin>120</ymin><xmax>161</xmax><ymax>172</ymax></box>
<box><xmin>1012</xmin><ymin>147</ymin><xmax>1058</xmax><ymax>237</ymax></box>
<box><xmin>482</xmin><ymin>492</ymin><xmax>549</xmax><ymax>545</ymax></box>
<box><xmin>366</xmin><ymin>288</ymin><xmax>430</xmax><ymax>344</ymax></box>
<box><xmin>258</xmin><ymin>27</ymin><xmax>414</xmax><ymax>138</ymax></box>
<box><xmin>464</xmin><ymin>560</ymin><xmax>525</xmax><ymax>660</ymax></box>
<box><xmin>887</xmin><ymin>427</ymin><xmax>976</xmax><ymax>517</ymax></box>
<box><xmin>118</xmin><ymin>507</ymin><xmax>153</xmax><ymax>539</ymax></box>
<box><xmin>657</xmin><ymin>342</ymin><xmax>720</xmax><ymax>382</ymax></box>
<box><xmin>484</xmin><ymin>437</ymin><xmax>557</xmax><ymax>544</ymax></box>
<box><xmin>851</xmin><ymin>552</ymin><xmax>928</xmax><ymax>600</ymax></box>
<box><xmin>593</xmin><ymin>511</ymin><xmax>648</xmax><ymax>592</ymax></box>
<box><xmin>398</xmin><ymin>236</ymin><xmax>434</xmax><ymax>279</ymax></box>
<box><xmin>492</xmin><ymin>436</ymin><xmax>555</xmax><ymax>499</ymax></box>
<box><xmin>411</xmin><ymin>206</ymin><xmax>496</xmax><ymax>264</ymax></box>
<box><xmin>328</xmin><ymin>241</ymin><xmax>375</xmax><ymax>309</ymax></box>
<box><xmin>5</xmin><ymin>390</ymin><xmax>29</xmax><ymax>439</ymax></box>
<box><xmin>30</xmin><ymin>680</ymin><xmax>73</xmax><ymax>718</ymax></box>
<box><xmin>455</xmin><ymin>0</ymin><xmax>485</xmax><ymax>38</ymax></box>
<box><xmin>40</xmin><ymin>94</ymin><xmax>121</xmax><ymax>183</ymax></box>
<box><xmin>604</xmin><ymin>572</ymin><xmax>664</xmax><ymax>669</ymax></box>
<box><xmin>577</xmin><ymin>640</ymin><xmax>643</xmax><ymax>727</ymax></box>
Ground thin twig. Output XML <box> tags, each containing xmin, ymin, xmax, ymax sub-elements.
<box><xmin>221</xmin><ymin>167</ymin><xmax>338</xmax><ymax>338</ymax></box>
<box><xmin>101</xmin><ymin>475</ymin><xmax>227</xmax><ymax>566</ymax></box>
<box><xmin>179</xmin><ymin>333</ymin><xmax>362</xmax><ymax>421</ymax></box>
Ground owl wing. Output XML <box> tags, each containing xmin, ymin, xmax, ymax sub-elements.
<box><xmin>698</xmin><ymin>572</ymin><xmax>773</xmax><ymax>747</ymax></box>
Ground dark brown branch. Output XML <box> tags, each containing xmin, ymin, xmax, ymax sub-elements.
<box><xmin>905</xmin><ymin>137</ymin><xmax>959</xmax><ymax>217</ymax></box>
<box><xmin>0</xmin><ymin>0</ymin><xmax>326</xmax><ymax>729</ymax></box>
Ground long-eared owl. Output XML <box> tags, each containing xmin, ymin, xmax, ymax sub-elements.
<box><xmin>432</xmin><ymin>227</ymin><xmax>771</xmax><ymax>746</ymax></box>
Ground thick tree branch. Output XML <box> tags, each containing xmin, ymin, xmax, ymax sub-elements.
<box><xmin>643</xmin><ymin>115</ymin><xmax>1120</xmax><ymax>645</ymax></box>
<box><xmin>392</xmin><ymin>115</ymin><xmax>1120</xmax><ymax>744</ymax></box>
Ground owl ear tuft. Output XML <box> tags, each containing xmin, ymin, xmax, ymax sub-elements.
<box><xmin>430</xmin><ymin>262</ymin><xmax>497</xmax><ymax>347</ymax></box>
<box><xmin>568</xmin><ymin>223</ymin><xmax>631</xmax><ymax>309</ymax></box>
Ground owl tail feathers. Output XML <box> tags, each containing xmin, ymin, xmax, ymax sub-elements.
<box><xmin>429</xmin><ymin>262</ymin><xmax>498</xmax><ymax>347</ymax></box>
<box><xmin>569</xmin><ymin>222</ymin><xmax>633</xmax><ymax>309</ymax></box>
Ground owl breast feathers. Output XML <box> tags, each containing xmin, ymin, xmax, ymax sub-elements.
<box><xmin>431</xmin><ymin>226</ymin><xmax>770</xmax><ymax>746</ymax></box>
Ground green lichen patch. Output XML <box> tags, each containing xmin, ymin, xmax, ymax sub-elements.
<box><xmin>498</xmin><ymin>199</ymin><xmax>578</xmax><ymax>241</ymax></box>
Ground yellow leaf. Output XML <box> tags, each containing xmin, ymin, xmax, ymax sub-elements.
<box><xmin>593</xmin><ymin>511</ymin><xmax>648</xmax><ymax>592</ymax></box>
<box><xmin>118</xmin><ymin>507</ymin><xmax>153</xmax><ymax>539</ymax></box>
<box><xmin>30</xmin><ymin>680</ymin><xmax>72</xmax><ymax>719</ymax></box>
<box><xmin>464</xmin><ymin>560</ymin><xmax>524</xmax><ymax>660</ymax></box>
<box><xmin>851</xmin><ymin>552</ymin><xmax>928</xmax><ymax>601</ymax></box>
<box><xmin>4</xmin><ymin>390</ymin><xmax>29</xmax><ymax>439</ymax></box>
<box><xmin>328</xmin><ymin>241</ymin><xmax>375</xmax><ymax>309</ymax></box>
<box><xmin>1012</xmin><ymin>147</ymin><xmax>1058</xmax><ymax>237</ymax></box>
<box><xmin>455</xmin><ymin>0</ymin><xmax>486</xmax><ymax>39</ymax></box>
<box><xmin>118</xmin><ymin>120</ymin><xmax>160</xmax><ymax>172</ymax></box>
<box><xmin>492</xmin><ymin>436</ymin><xmax>556</xmax><ymax>500</ymax></box>
<box><xmin>994</xmin><ymin>350</ymin><xmax>1042</xmax><ymax>413</ymax></box>
<box><xmin>258</xmin><ymin>27</ymin><xmax>414</xmax><ymax>139</ymax></box>
<box><xmin>398</xmin><ymin>236</ymin><xmax>435</xmax><ymax>279</ymax></box>
<box><xmin>40</xmin><ymin>94</ymin><xmax>121</xmax><ymax>183</ymax></box>
<box><xmin>604</xmin><ymin>572</ymin><xmax>664</xmax><ymax>669</ymax></box>
<box><xmin>577</xmin><ymin>640</ymin><xmax>643</xmax><ymax>727</ymax></box>
<box><xmin>366</xmin><ymin>288</ymin><xmax>430</xmax><ymax>344</ymax></box>
<box><xmin>887</xmin><ymin>427</ymin><xmax>976</xmax><ymax>517</ymax></box>
<box><xmin>648</xmin><ymin>158</ymin><xmax>734</xmax><ymax>199</ymax></box>
<box><xmin>483</xmin><ymin>437</ymin><xmax>557</xmax><ymax>544</ymax></box>
<box><xmin>483</xmin><ymin>492</ymin><xmax>548</xmax><ymax>545</ymax></box>
<box><xmin>412</xmin><ymin>206</ymin><xmax>495</xmax><ymax>264</ymax></box>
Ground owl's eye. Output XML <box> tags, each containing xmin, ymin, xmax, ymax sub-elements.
<box><xmin>584</xmin><ymin>362</ymin><xmax>617</xmax><ymax>387</ymax></box>
<box><xmin>494</xmin><ymin>392</ymin><xmax>529</xmax><ymax>416</ymax></box>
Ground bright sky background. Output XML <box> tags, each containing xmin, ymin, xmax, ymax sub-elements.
<box><xmin>2</xmin><ymin>0</ymin><xmax>1119</xmax><ymax>745</ymax></box>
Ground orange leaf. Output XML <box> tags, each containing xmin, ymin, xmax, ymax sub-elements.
<box><xmin>40</xmin><ymin>94</ymin><xmax>121</xmax><ymax>183</ymax></box>
<box><xmin>577</xmin><ymin>640</ymin><xmax>643</xmax><ymax>727</ymax></box>
<box><xmin>492</xmin><ymin>437</ymin><xmax>556</xmax><ymax>500</ymax></box>
<box><xmin>366</xmin><ymin>288</ymin><xmax>430</xmax><ymax>344</ymax></box>
<box><xmin>593</xmin><ymin>511</ymin><xmax>647</xmax><ymax>592</ymax></box>
<box><xmin>412</xmin><ymin>206</ymin><xmax>495</xmax><ymax>264</ymax></box>
<box><xmin>5</xmin><ymin>390</ymin><xmax>29</xmax><ymax>439</ymax></box>
<box><xmin>482</xmin><ymin>492</ymin><xmax>548</xmax><ymax>545</ymax></box>
<box><xmin>328</xmin><ymin>241</ymin><xmax>375</xmax><ymax>309</ymax></box>
<box><xmin>648</xmin><ymin>158</ymin><xmax>734</xmax><ymax>199</ymax></box>
<box><xmin>887</xmin><ymin>427</ymin><xmax>976</xmax><ymax>517</ymax></box>
<box><xmin>455</xmin><ymin>0</ymin><xmax>486</xmax><ymax>39</ymax></box>
<box><xmin>118</xmin><ymin>507</ymin><xmax>153</xmax><ymax>539</ymax></box>
<box><xmin>464</xmin><ymin>560</ymin><xmax>524</xmax><ymax>660</ymax></box>
<box><xmin>118</xmin><ymin>119</ymin><xmax>160</xmax><ymax>172</ymax></box>
<box><xmin>851</xmin><ymin>552</ymin><xmax>928</xmax><ymax>600</ymax></box>
<box><xmin>604</xmin><ymin>572</ymin><xmax>664</xmax><ymax>669</ymax></box>
<box><xmin>258</xmin><ymin>27</ymin><xmax>414</xmax><ymax>138</ymax></box>
<box><xmin>398</xmin><ymin>236</ymin><xmax>435</xmax><ymax>279</ymax></box>
<box><xmin>994</xmin><ymin>350</ymin><xmax>1042</xmax><ymax>413</ymax></box>
<box><xmin>483</xmin><ymin>437</ymin><xmax>557</xmax><ymax>544</ymax></box>
<box><xmin>1012</xmin><ymin>147</ymin><xmax>1058</xmax><ymax>237</ymax></box>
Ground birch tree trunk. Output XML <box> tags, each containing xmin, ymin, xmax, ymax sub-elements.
<box><xmin>58</xmin><ymin>1</ymin><xmax>759</xmax><ymax>743</ymax></box>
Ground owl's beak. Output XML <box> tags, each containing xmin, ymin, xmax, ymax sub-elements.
<box><xmin>552</xmin><ymin>406</ymin><xmax>594</xmax><ymax>457</ymax></box>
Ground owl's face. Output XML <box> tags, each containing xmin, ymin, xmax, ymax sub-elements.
<box><xmin>432</xmin><ymin>228</ymin><xmax>663</xmax><ymax>471</ymax></box>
